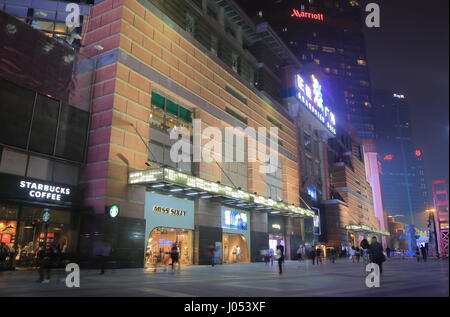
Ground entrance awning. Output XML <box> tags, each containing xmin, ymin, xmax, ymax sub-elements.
<box><xmin>345</xmin><ymin>225</ymin><xmax>390</xmax><ymax>236</ymax></box>
<box><xmin>129</xmin><ymin>168</ymin><xmax>315</xmax><ymax>218</ymax></box>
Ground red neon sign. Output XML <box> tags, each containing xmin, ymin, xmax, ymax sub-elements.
<box><xmin>291</xmin><ymin>9</ymin><xmax>324</xmax><ymax>21</ymax></box>
<box><xmin>415</xmin><ymin>150</ymin><xmax>422</xmax><ymax>157</ymax></box>
<box><xmin>383</xmin><ymin>154</ymin><xmax>394</xmax><ymax>161</ymax></box>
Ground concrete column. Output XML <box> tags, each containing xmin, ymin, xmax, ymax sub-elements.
<box><xmin>218</xmin><ymin>7</ymin><xmax>225</xmax><ymax>26</ymax></box>
<box><xmin>236</xmin><ymin>25</ymin><xmax>243</xmax><ymax>45</ymax></box>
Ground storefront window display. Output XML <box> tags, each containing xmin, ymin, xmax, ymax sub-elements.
<box><xmin>145</xmin><ymin>227</ymin><xmax>193</xmax><ymax>267</ymax></box>
<box><xmin>222</xmin><ymin>233</ymin><xmax>248</xmax><ymax>264</ymax></box>
<box><xmin>0</xmin><ymin>204</ymin><xmax>75</xmax><ymax>267</ymax></box>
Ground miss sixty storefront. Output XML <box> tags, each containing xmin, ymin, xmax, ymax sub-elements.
<box><xmin>130</xmin><ymin>168</ymin><xmax>315</xmax><ymax>266</ymax></box>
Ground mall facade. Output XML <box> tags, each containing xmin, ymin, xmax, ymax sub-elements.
<box><xmin>0</xmin><ymin>0</ymin><xmax>389</xmax><ymax>268</ymax></box>
<box><xmin>77</xmin><ymin>0</ymin><xmax>317</xmax><ymax>267</ymax></box>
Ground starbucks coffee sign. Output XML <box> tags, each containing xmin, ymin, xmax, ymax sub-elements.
<box><xmin>153</xmin><ymin>205</ymin><xmax>186</xmax><ymax>216</ymax></box>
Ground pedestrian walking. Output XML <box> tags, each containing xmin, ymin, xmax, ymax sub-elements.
<box><xmin>330</xmin><ymin>248</ymin><xmax>336</xmax><ymax>264</ymax></box>
<box><xmin>0</xmin><ymin>243</ymin><xmax>9</xmax><ymax>269</ymax></box>
<box><xmin>360</xmin><ymin>239</ymin><xmax>370</xmax><ymax>266</ymax></box>
<box><xmin>94</xmin><ymin>241</ymin><xmax>112</xmax><ymax>275</ymax></box>
<box><xmin>36</xmin><ymin>246</ymin><xmax>54</xmax><ymax>283</ymax></box>
<box><xmin>415</xmin><ymin>247</ymin><xmax>421</xmax><ymax>262</ymax></box>
<box><xmin>310</xmin><ymin>248</ymin><xmax>317</xmax><ymax>265</ymax></box>
<box><xmin>385</xmin><ymin>247</ymin><xmax>391</xmax><ymax>258</ymax></box>
<box><xmin>170</xmin><ymin>243</ymin><xmax>180</xmax><ymax>272</ymax></box>
<box><xmin>209</xmin><ymin>245</ymin><xmax>216</xmax><ymax>267</ymax></box>
<box><xmin>269</xmin><ymin>248</ymin><xmax>274</xmax><ymax>266</ymax></box>
<box><xmin>275</xmin><ymin>240</ymin><xmax>284</xmax><ymax>274</ymax></box>
<box><xmin>355</xmin><ymin>247</ymin><xmax>361</xmax><ymax>263</ymax></box>
<box><xmin>261</xmin><ymin>249</ymin><xmax>270</xmax><ymax>266</ymax></box>
<box><xmin>349</xmin><ymin>246</ymin><xmax>356</xmax><ymax>262</ymax></box>
<box><xmin>296</xmin><ymin>245</ymin><xmax>303</xmax><ymax>263</ymax></box>
<box><xmin>420</xmin><ymin>245</ymin><xmax>427</xmax><ymax>262</ymax></box>
<box><xmin>316</xmin><ymin>247</ymin><xmax>322</xmax><ymax>264</ymax></box>
<box><xmin>369</xmin><ymin>237</ymin><xmax>385</xmax><ymax>275</ymax></box>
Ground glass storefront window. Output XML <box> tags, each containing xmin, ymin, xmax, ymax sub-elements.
<box><xmin>13</xmin><ymin>207</ymin><xmax>74</xmax><ymax>267</ymax></box>
<box><xmin>222</xmin><ymin>233</ymin><xmax>248</xmax><ymax>264</ymax></box>
<box><xmin>0</xmin><ymin>205</ymin><xmax>19</xmax><ymax>220</ymax></box>
<box><xmin>145</xmin><ymin>227</ymin><xmax>193</xmax><ymax>267</ymax></box>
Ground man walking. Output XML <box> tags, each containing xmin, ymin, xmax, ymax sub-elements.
<box><xmin>420</xmin><ymin>245</ymin><xmax>427</xmax><ymax>262</ymax></box>
<box><xmin>369</xmin><ymin>237</ymin><xmax>385</xmax><ymax>275</ymax></box>
<box><xmin>275</xmin><ymin>240</ymin><xmax>284</xmax><ymax>274</ymax></box>
<box><xmin>310</xmin><ymin>248</ymin><xmax>316</xmax><ymax>265</ymax></box>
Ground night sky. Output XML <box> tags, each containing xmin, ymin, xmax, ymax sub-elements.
<box><xmin>237</xmin><ymin>0</ymin><xmax>449</xmax><ymax>194</ymax></box>
<box><xmin>363</xmin><ymin>0</ymin><xmax>449</xmax><ymax>189</ymax></box>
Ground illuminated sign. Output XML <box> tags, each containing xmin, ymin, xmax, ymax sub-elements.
<box><xmin>106</xmin><ymin>205</ymin><xmax>120</xmax><ymax>218</ymax></box>
<box><xmin>42</xmin><ymin>210</ymin><xmax>51</xmax><ymax>223</ymax></box>
<box><xmin>19</xmin><ymin>180</ymin><xmax>71</xmax><ymax>201</ymax></box>
<box><xmin>345</xmin><ymin>224</ymin><xmax>390</xmax><ymax>236</ymax></box>
<box><xmin>130</xmin><ymin>168</ymin><xmax>316</xmax><ymax>217</ymax></box>
<box><xmin>312</xmin><ymin>207</ymin><xmax>321</xmax><ymax>236</ymax></box>
<box><xmin>223</xmin><ymin>209</ymin><xmax>248</xmax><ymax>230</ymax></box>
<box><xmin>295</xmin><ymin>74</ymin><xmax>336</xmax><ymax>134</ymax></box>
<box><xmin>153</xmin><ymin>205</ymin><xmax>186</xmax><ymax>217</ymax></box>
<box><xmin>383</xmin><ymin>154</ymin><xmax>394</xmax><ymax>161</ymax></box>
<box><xmin>415</xmin><ymin>150</ymin><xmax>422</xmax><ymax>157</ymax></box>
<box><xmin>291</xmin><ymin>9</ymin><xmax>324</xmax><ymax>21</ymax></box>
<box><xmin>272</xmin><ymin>224</ymin><xmax>281</xmax><ymax>230</ymax></box>
<box><xmin>393</xmin><ymin>93</ymin><xmax>405</xmax><ymax>99</ymax></box>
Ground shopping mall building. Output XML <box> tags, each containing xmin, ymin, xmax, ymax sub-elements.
<box><xmin>0</xmin><ymin>4</ymin><xmax>94</xmax><ymax>267</ymax></box>
<box><xmin>75</xmin><ymin>0</ymin><xmax>320</xmax><ymax>267</ymax></box>
<box><xmin>0</xmin><ymin>0</ymin><xmax>388</xmax><ymax>268</ymax></box>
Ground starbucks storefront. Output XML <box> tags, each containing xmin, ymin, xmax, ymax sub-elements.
<box><xmin>0</xmin><ymin>173</ymin><xmax>81</xmax><ymax>268</ymax></box>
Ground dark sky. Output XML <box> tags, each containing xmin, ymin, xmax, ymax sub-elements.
<box><xmin>363</xmin><ymin>0</ymin><xmax>449</xmax><ymax>187</ymax></box>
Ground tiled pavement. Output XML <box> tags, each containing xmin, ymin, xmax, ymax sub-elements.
<box><xmin>0</xmin><ymin>258</ymin><xmax>448</xmax><ymax>297</ymax></box>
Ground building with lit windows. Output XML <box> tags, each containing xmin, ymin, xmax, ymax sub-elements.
<box><xmin>0</xmin><ymin>9</ymin><xmax>95</xmax><ymax>266</ymax></box>
<box><xmin>236</xmin><ymin>0</ymin><xmax>376</xmax><ymax>143</ymax></box>
<box><xmin>77</xmin><ymin>0</ymin><xmax>318</xmax><ymax>267</ymax></box>
<box><xmin>372</xmin><ymin>89</ymin><xmax>431</xmax><ymax>229</ymax></box>
<box><xmin>0</xmin><ymin>0</ymin><xmax>94</xmax><ymax>49</ymax></box>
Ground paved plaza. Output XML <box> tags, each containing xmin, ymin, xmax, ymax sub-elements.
<box><xmin>0</xmin><ymin>258</ymin><xmax>448</xmax><ymax>297</ymax></box>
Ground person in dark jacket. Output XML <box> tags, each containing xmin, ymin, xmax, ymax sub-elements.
<box><xmin>37</xmin><ymin>246</ymin><xmax>54</xmax><ymax>283</ymax></box>
<box><xmin>276</xmin><ymin>240</ymin><xmax>284</xmax><ymax>274</ymax></box>
<box><xmin>420</xmin><ymin>245</ymin><xmax>427</xmax><ymax>262</ymax></box>
<box><xmin>310</xmin><ymin>248</ymin><xmax>317</xmax><ymax>265</ymax></box>
<box><xmin>369</xmin><ymin>237</ymin><xmax>385</xmax><ymax>274</ymax></box>
<box><xmin>170</xmin><ymin>243</ymin><xmax>180</xmax><ymax>271</ymax></box>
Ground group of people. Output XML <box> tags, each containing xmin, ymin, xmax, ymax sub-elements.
<box><xmin>35</xmin><ymin>244</ymin><xmax>68</xmax><ymax>283</ymax></box>
<box><xmin>147</xmin><ymin>243</ymin><xmax>181</xmax><ymax>272</ymax></box>
<box><xmin>415</xmin><ymin>245</ymin><xmax>428</xmax><ymax>262</ymax></box>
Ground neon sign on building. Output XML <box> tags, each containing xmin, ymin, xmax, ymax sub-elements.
<box><xmin>291</xmin><ymin>9</ymin><xmax>324</xmax><ymax>21</ymax></box>
<box><xmin>295</xmin><ymin>74</ymin><xmax>336</xmax><ymax>135</ymax></box>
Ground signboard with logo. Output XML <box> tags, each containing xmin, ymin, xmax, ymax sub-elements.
<box><xmin>144</xmin><ymin>192</ymin><xmax>195</xmax><ymax>243</ymax></box>
<box><xmin>295</xmin><ymin>74</ymin><xmax>336</xmax><ymax>135</ymax></box>
<box><xmin>0</xmin><ymin>173</ymin><xmax>78</xmax><ymax>207</ymax></box>
<box><xmin>222</xmin><ymin>209</ymin><xmax>248</xmax><ymax>231</ymax></box>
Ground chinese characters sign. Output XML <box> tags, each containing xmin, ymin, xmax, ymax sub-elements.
<box><xmin>295</xmin><ymin>74</ymin><xmax>336</xmax><ymax>135</ymax></box>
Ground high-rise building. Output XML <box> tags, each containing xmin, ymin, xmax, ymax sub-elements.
<box><xmin>372</xmin><ymin>89</ymin><xmax>430</xmax><ymax>228</ymax></box>
<box><xmin>236</xmin><ymin>0</ymin><xmax>376</xmax><ymax>143</ymax></box>
<box><xmin>237</xmin><ymin>0</ymin><xmax>387</xmax><ymax>245</ymax></box>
